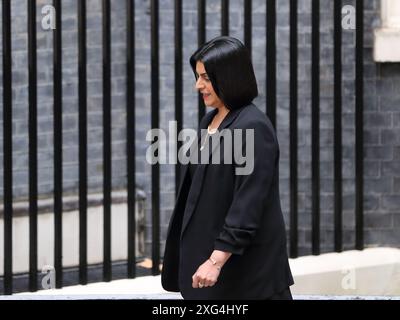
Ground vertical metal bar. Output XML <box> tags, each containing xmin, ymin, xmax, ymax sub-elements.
<box><xmin>244</xmin><ymin>0</ymin><xmax>251</xmax><ymax>55</ymax></box>
<box><xmin>151</xmin><ymin>0</ymin><xmax>160</xmax><ymax>276</ymax></box>
<box><xmin>2</xmin><ymin>0</ymin><xmax>13</xmax><ymax>295</ymax></box>
<box><xmin>197</xmin><ymin>0</ymin><xmax>206</xmax><ymax>56</ymax></box>
<box><xmin>126</xmin><ymin>0</ymin><xmax>136</xmax><ymax>279</ymax></box>
<box><xmin>78</xmin><ymin>0</ymin><xmax>88</xmax><ymax>285</ymax></box>
<box><xmin>102</xmin><ymin>0</ymin><xmax>112</xmax><ymax>282</ymax></box>
<box><xmin>334</xmin><ymin>0</ymin><xmax>343</xmax><ymax>252</ymax></box>
<box><xmin>28</xmin><ymin>0</ymin><xmax>38</xmax><ymax>292</ymax></box>
<box><xmin>355</xmin><ymin>0</ymin><xmax>364</xmax><ymax>250</ymax></box>
<box><xmin>266</xmin><ymin>0</ymin><xmax>276</xmax><ymax>128</ymax></box>
<box><xmin>197</xmin><ymin>0</ymin><xmax>206</xmax><ymax>125</ymax></box>
<box><xmin>221</xmin><ymin>0</ymin><xmax>229</xmax><ymax>36</ymax></box>
<box><xmin>289</xmin><ymin>0</ymin><xmax>298</xmax><ymax>259</ymax></box>
<box><xmin>53</xmin><ymin>0</ymin><xmax>63</xmax><ymax>289</ymax></box>
<box><xmin>311</xmin><ymin>0</ymin><xmax>320</xmax><ymax>255</ymax></box>
<box><xmin>175</xmin><ymin>0</ymin><xmax>183</xmax><ymax>197</ymax></box>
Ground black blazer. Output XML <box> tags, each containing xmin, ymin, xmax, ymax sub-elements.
<box><xmin>161</xmin><ymin>103</ymin><xmax>294</xmax><ymax>299</ymax></box>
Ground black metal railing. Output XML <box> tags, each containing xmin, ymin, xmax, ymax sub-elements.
<box><xmin>102</xmin><ymin>0</ymin><xmax>112</xmax><ymax>284</ymax></box>
<box><xmin>197</xmin><ymin>0</ymin><xmax>206</xmax><ymax>125</ymax></box>
<box><xmin>1</xmin><ymin>0</ymin><xmax>365</xmax><ymax>294</ymax></box>
<box><xmin>311</xmin><ymin>0</ymin><xmax>321</xmax><ymax>256</ymax></box>
<box><xmin>334</xmin><ymin>0</ymin><xmax>343</xmax><ymax>253</ymax></box>
<box><xmin>53</xmin><ymin>0</ymin><xmax>63</xmax><ymax>290</ymax></box>
<box><xmin>355</xmin><ymin>0</ymin><xmax>364</xmax><ymax>251</ymax></box>
<box><xmin>126</xmin><ymin>0</ymin><xmax>137</xmax><ymax>281</ymax></box>
<box><xmin>28</xmin><ymin>0</ymin><xmax>38</xmax><ymax>292</ymax></box>
<box><xmin>266</xmin><ymin>0</ymin><xmax>276</xmax><ymax>128</ymax></box>
<box><xmin>2</xmin><ymin>0</ymin><xmax>12</xmax><ymax>296</ymax></box>
<box><xmin>150</xmin><ymin>0</ymin><xmax>160</xmax><ymax>277</ymax></box>
<box><xmin>289</xmin><ymin>0</ymin><xmax>298</xmax><ymax>258</ymax></box>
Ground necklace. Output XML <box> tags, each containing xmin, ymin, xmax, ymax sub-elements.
<box><xmin>200</xmin><ymin>126</ymin><xmax>217</xmax><ymax>151</ymax></box>
<box><xmin>200</xmin><ymin>109</ymin><xmax>229</xmax><ymax>151</ymax></box>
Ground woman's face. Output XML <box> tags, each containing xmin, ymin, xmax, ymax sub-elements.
<box><xmin>195</xmin><ymin>61</ymin><xmax>225</xmax><ymax>109</ymax></box>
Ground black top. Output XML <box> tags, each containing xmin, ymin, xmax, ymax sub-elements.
<box><xmin>189</xmin><ymin>128</ymin><xmax>215</xmax><ymax>180</ymax></box>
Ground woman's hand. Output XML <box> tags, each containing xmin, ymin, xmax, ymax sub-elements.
<box><xmin>192</xmin><ymin>250</ymin><xmax>232</xmax><ymax>289</ymax></box>
<box><xmin>192</xmin><ymin>259</ymin><xmax>221</xmax><ymax>289</ymax></box>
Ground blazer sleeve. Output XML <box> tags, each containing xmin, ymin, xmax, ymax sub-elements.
<box><xmin>214</xmin><ymin>118</ymin><xmax>279</xmax><ymax>255</ymax></box>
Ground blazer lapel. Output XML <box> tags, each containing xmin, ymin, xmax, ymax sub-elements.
<box><xmin>167</xmin><ymin>109</ymin><xmax>216</xmax><ymax>231</ymax></box>
<box><xmin>176</xmin><ymin>108</ymin><xmax>217</xmax><ymax>195</ymax></box>
<box><xmin>180</xmin><ymin>105</ymin><xmax>248</xmax><ymax>238</ymax></box>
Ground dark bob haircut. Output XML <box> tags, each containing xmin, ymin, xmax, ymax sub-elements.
<box><xmin>190</xmin><ymin>36</ymin><xmax>258</xmax><ymax>110</ymax></box>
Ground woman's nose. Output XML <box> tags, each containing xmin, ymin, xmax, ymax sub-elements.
<box><xmin>195</xmin><ymin>77</ymin><xmax>204</xmax><ymax>90</ymax></box>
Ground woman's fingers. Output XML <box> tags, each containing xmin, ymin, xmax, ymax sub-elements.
<box><xmin>192</xmin><ymin>272</ymin><xmax>217</xmax><ymax>288</ymax></box>
<box><xmin>192</xmin><ymin>273</ymin><xmax>205</xmax><ymax>288</ymax></box>
<box><xmin>192</xmin><ymin>273</ymin><xmax>200</xmax><ymax>288</ymax></box>
<box><xmin>204</xmin><ymin>277</ymin><xmax>217</xmax><ymax>287</ymax></box>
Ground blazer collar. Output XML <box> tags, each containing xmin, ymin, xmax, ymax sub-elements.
<box><xmin>201</xmin><ymin>105</ymin><xmax>245</xmax><ymax>131</ymax></box>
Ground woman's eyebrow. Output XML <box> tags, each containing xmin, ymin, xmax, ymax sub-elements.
<box><xmin>197</xmin><ymin>72</ymin><xmax>208</xmax><ymax>77</ymax></box>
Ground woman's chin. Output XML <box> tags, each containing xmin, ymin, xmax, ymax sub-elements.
<box><xmin>207</xmin><ymin>103</ymin><xmax>223</xmax><ymax>109</ymax></box>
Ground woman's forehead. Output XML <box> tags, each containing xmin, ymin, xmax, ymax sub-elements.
<box><xmin>196</xmin><ymin>61</ymin><xmax>206</xmax><ymax>73</ymax></box>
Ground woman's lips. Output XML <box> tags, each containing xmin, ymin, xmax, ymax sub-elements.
<box><xmin>203</xmin><ymin>93</ymin><xmax>211</xmax><ymax>100</ymax></box>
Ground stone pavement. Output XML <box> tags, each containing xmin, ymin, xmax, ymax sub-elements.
<box><xmin>0</xmin><ymin>275</ymin><xmax>398</xmax><ymax>300</ymax></box>
<box><xmin>5</xmin><ymin>275</ymin><xmax>182</xmax><ymax>300</ymax></box>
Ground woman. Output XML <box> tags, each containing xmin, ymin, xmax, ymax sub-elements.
<box><xmin>161</xmin><ymin>36</ymin><xmax>294</xmax><ymax>300</ymax></box>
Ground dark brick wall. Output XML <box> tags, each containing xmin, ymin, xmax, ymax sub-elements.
<box><xmin>0</xmin><ymin>0</ymin><xmax>398</xmax><ymax>257</ymax></box>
